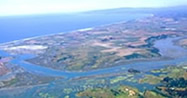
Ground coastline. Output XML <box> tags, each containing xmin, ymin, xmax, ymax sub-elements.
<box><xmin>0</xmin><ymin>14</ymin><xmax>151</xmax><ymax>46</ymax></box>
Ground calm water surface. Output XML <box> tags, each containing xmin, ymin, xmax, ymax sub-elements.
<box><xmin>0</xmin><ymin>13</ymin><xmax>147</xmax><ymax>43</ymax></box>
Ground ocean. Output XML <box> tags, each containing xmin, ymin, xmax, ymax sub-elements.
<box><xmin>0</xmin><ymin>12</ymin><xmax>147</xmax><ymax>43</ymax></box>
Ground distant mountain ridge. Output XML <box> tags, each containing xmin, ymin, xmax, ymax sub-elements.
<box><xmin>84</xmin><ymin>6</ymin><xmax>187</xmax><ymax>18</ymax></box>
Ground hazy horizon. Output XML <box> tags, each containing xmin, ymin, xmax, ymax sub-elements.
<box><xmin>0</xmin><ymin>0</ymin><xmax>187</xmax><ymax>16</ymax></box>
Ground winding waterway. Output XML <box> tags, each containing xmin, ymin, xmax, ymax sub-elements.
<box><xmin>0</xmin><ymin>37</ymin><xmax>187</xmax><ymax>78</ymax></box>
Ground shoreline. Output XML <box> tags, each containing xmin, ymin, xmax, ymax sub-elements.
<box><xmin>0</xmin><ymin>14</ymin><xmax>152</xmax><ymax>46</ymax></box>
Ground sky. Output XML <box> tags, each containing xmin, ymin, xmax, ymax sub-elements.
<box><xmin>0</xmin><ymin>0</ymin><xmax>186</xmax><ymax>16</ymax></box>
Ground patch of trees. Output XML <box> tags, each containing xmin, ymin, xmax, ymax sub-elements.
<box><xmin>157</xmin><ymin>77</ymin><xmax>187</xmax><ymax>97</ymax></box>
<box><xmin>162</xmin><ymin>77</ymin><xmax>187</xmax><ymax>88</ymax></box>
<box><xmin>144</xmin><ymin>35</ymin><xmax>168</xmax><ymax>47</ymax></box>
<box><xmin>128</xmin><ymin>68</ymin><xmax>141</xmax><ymax>74</ymax></box>
<box><xmin>124</xmin><ymin>53</ymin><xmax>145</xmax><ymax>59</ymax></box>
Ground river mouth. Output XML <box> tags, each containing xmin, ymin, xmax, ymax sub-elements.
<box><xmin>0</xmin><ymin>36</ymin><xmax>187</xmax><ymax>78</ymax></box>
